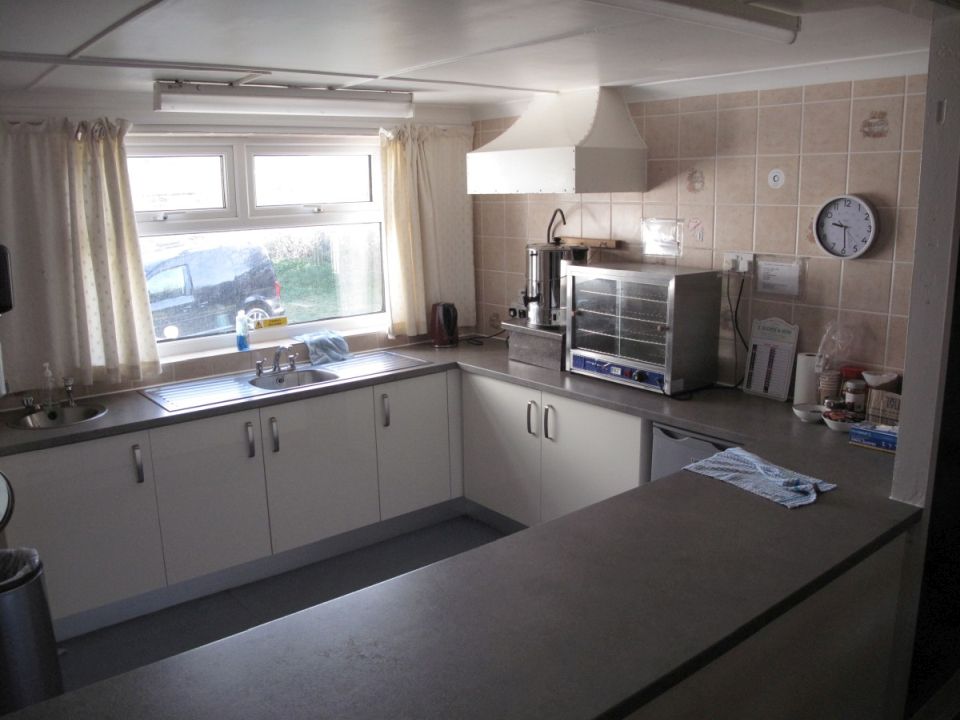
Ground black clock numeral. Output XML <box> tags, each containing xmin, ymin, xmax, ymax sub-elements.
<box><xmin>864</xmin><ymin>214</ymin><xmax>869</xmax><ymax>220</ymax></box>
<box><xmin>826</xmin><ymin>211</ymin><xmax>833</xmax><ymax>218</ymax></box>
<box><xmin>840</xmin><ymin>248</ymin><xmax>847</xmax><ymax>255</ymax></box>
<box><xmin>866</xmin><ymin>225</ymin><xmax>871</xmax><ymax>232</ymax></box>
<box><xmin>853</xmin><ymin>246</ymin><xmax>859</xmax><ymax>252</ymax></box>
<box><xmin>844</xmin><ymin>199</ymin><xmax>852</xmax><ymax>207</ymax></box>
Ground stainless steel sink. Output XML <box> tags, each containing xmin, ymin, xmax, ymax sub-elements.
<box><xmin>248</xmin><ymin>368</ymin><xmax>338</xmax><ymax>390</ymax></box>
<box><xmin>11</xmin><ymin>403</ymin><xmax>108</xmax><ymax>430</ymax></box>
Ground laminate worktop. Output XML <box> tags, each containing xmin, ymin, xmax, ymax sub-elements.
<box><xmin>3</xmin><ymin>341</ymin><xmax>920</xmax><ymax>718</ymax></box>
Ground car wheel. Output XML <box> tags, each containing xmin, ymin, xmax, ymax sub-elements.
<box><xmin>245</xmin><ymin>304</ymin><xmax>271</xmax><ymax>324</ymax></box>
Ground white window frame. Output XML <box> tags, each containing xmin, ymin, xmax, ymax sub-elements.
<box><xmin>125</xmin><ymin>134</ymin><xmax>388</xmax><ymax>359</ymax></box>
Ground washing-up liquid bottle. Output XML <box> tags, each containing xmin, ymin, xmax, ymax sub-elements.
<box><xmin>41</xmin><ymin>362</ymin><xmax>56</xmax><ymax>411</ymax></box>
<box><xmin>235</xmin><ymin>310</ymin><xmax>250</xmax><ymax>351</ymax></box>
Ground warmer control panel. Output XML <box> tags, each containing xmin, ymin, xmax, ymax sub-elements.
<box><xmin>570</xmin><ymin>353</ymin><xmax>665</xmax><ymax>392</ymax></box>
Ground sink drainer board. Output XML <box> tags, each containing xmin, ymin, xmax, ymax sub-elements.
<box><xmin>141</xmin><ymin>351</ymin><xmax>428</xmax><ymax>412</ymax></box>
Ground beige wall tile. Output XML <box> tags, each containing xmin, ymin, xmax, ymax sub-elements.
<box><xmin>678</xmin><ymin>160</ymin><xmax>715</xmax><ymax>203</ymax></box>
<box><xmin>480</xmin><ymin>236</ymin><xmax>505</xmax><ymax>271</ymax></box>
<box><xmin>799</xmin><ymin>154</ymin><xmax>847</xmax><ymax>206</ymax></box>
<box><xmin>903</xmin><ymin>94</ymin><xmax>926</xmax><ymax>151</ymax></box>
<box><xmin>480</xmin><ymin>303</ymin><xmax>507</xmax><ymax>333</ymax></box>
<box><xmin>870</xmin><ymin>207</ymin><xmax>896</xmax><ymax>261</ymax></box>
<box><xmin>645</xmin><ymin>98</ymin><xmax>679</xmax><ymax>116</ymax></box>
<box><xmin>627</xmin><ymin>101</ymin><xmax>644</xmax><ymax>117</ymax></box>
<box><xmin>612</xmin><ymin>203</ymin><xmax>643</xmax><ymax>241</ymax></box>
<box><xmin>611</xmin><ymin>191</ymin><xmax>643</xmax><ymax>203</ymax></box>
<box><xmin>886</xmin><ymin>315</ymin><xmax>908</xmax><ymax>370</ymax></box>
<box><xmin>580</xmin><ymin>203</ymin><xmax>611</xmax><ymax>239</ymax></box>
<box><xmin>482</xmin><ymin>270</ymin><xmax>507</xmax><ymax>307</ymax></box>
<box><xmin>760</xmin><ymin>87</ymin><xmax>802</xmax><ymax>105</ymax></box>
<box><xmin>643</xmin><ymin>202</ymin><xmax>678</xmax><ymax>219</ymax></box>
<box><xmin>853</xmin><ymin>76</ymin><xmax>905</xmax><ymax>98</ymax></box>
<box><xmin>504</xmin><ymin>236</ymin><xmax>528</xmax><ymax>275</ymax></box>
<box><xmin>758</xmin><ymin>105</ymin><xmax>802</xmax><ymax>154</ymax></box>
<box><xmin>839</xmin><ymin>310</ymin><xmax>888</xmax><ymax>366</ymax></box>
<box><xmin>504</xmin><ymin>201</ymin><xmax>527</xmax><ymax>239</ymax></box>
<box><xmin>841</xmin><ymin>260</ymin><xmax>892</xmax><ymax>312</ymax></box>
<box><xmin>756</xmin><ymin>156</ymin><xmax>799</xmax><ymax>205</ymax></box>
<box><xmin>850</xmin><ymin>97</ymin><xmax>904</xmax><ymax>153</ymax></box>
<box><xmin>679</xmin><ymin>205</ymin><xmax>714</xmax><ymax>249</ymax></box>
<box><xmin>755</xmin><ymin>206</ymin><xmax>798</xmax><ymax>254</ymax></box>
<box><xmin>644</xmin><ymin>114</ymin><xmax>679</xmax><ymax>159</ymax></box>
<box><xmin>715</xmin><ymin>206</ymin><xmax>754</xmax><ymax>251</ymax></box>
<box><xmin>798</xmin><ymin>205</ymin><xmax>833</xmax><ymax>258</ymax></box>
<box><xmin>680</xmin><ymin>247</ymin><xmax>713</xmax><ymax>268</ymax></box>
<box><xmin>794</xmin><ymin>305</ymin><xmax>839</xmax><ymax>352</ymax></box>
<box><xmin>480</xmin><ymin>201</ymin><xmax>505</xmax><ymax>236</ymax></box>
<box><xmin>717</xmin><ymin>108</ymin><xmax>758</xmax><ymax>156</ymax></box>
<box><xmin>719</xmin><ymin>90</ymin><xmax>758</xmax><ymax>109</ymax></box>
<box><xmin>678</xmin><ymin>112</ymin><xmax>717</xmax><ymax>157</ymax></box>
<box><xmin>899</xmin><ymin>152</ymin><xmax>921</xmax><ymax>208</ymax></box>
<box><xmin>716</xmin><ymin>157</ymin><xmax>756</xmax><ymax>204</ymax></box>
<box><xmin>581</xmin><ymin>192</ymin><xmax>611</xmax><ymax>203</ymax></box>
<box><xmin>895</xmin><ymin>208</ymin><xmax>917</xmax><ymax>262</ymax></box>
<box><xmin>907</xmin><ymin>74</ymin><xmax>928</xmax><ymax>94</ymax></box>
<box><xmin>644</xmin><ymin>160</ymin><xmax>679</xmax><ymax>204</ymax></box>
<box><xmin>847</xmin><ymin>152</ymin><xmax>901</xmax><ymax>207</ymax></box>
<box><xmin>752</xmin><ymin>299</ymin><xmax>793</xmax><ymax>323</ymax></box>
<box><xmin>802</xmin><ymin>101</ymin><xmax>851</xmax><ymax>154</ymax></box>
<box><xmin>528</xmin><ymin>201</ymin><xmax>579</xmax><ymax>241</ymax></box>
<box><xmin>804</xmin><ymin>82</ymin><xmax>851</xmax><ymax>102</ymax></box>
<box><xmin>680</xmin><ymin>95</ymin><xmax>717</xmax><ymax>112</ymax></box>
<box><xmin>891</xmin><ymin>262</ymin><xmax>913</xmax><ymax>316</ymax></box>
<box><xmin>800</xmin><ymin>257</ymin><xmax>841</xmax><ymax>307</ymax></box>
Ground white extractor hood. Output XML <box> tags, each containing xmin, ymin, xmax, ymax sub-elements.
<box><xmin>467</xmin><ymin>87</ymin><xmax>647</xmax><ymax>195</ymax></box>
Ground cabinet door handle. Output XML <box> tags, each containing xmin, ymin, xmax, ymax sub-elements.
<box><xmin>382</xmin><ymin>393</ymin><xmax>391</xmax><ymax>427</ymax></box>
<box><xmin>270</xmin><ymin>417</ymin><xmax>279</xmax><ymax>453</ymax></box>
<box><xmin>246</xmin><ymin>421</ymin><xmax>256</xmax><ymax>458</ymax></box>
<box><xmin>526</xmin><ymin>400</ymin><xmax>537</xmax><ymax>436</ymax></box>
<box><xmin>132</xmin><ymin>444</ymin><xmax>144</xmax><ymax>484</ymax></box>
<box><xmin>543</xmin><ymin>405</ymin><xmax>555</xmax><ymax>441</ymax></box>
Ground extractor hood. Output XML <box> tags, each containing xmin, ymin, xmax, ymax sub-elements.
<box><xmin>467</xmin><ymin>87</ymin><xmax>647</xmax><ymax>195</ymax></box>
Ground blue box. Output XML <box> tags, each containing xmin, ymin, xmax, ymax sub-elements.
<box><xmin>849</xmin><ymin>422</ymin><xmax>898</xmax><ymax>453</ymax></box>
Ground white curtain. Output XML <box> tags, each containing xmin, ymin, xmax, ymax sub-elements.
<box><xmin>380</xmin><ymin>125</ymin><xmax>476</xmax><ymax>336</ymax></box>
<box><xmin>0</xmin><ymin>118</ymin><xmax>160</xmax><ymax>391</ymax></box>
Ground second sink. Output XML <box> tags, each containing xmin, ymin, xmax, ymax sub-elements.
<box><xmin>249</xmin><ymin>368</ymin><xmax>339</xmax><ymax>390</ymax></box>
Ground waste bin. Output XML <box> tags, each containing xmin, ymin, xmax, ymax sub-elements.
<box><xmin>0</xmin><ymin>548</ymin><xmax>63</xmax><ymax>714</ymax></box>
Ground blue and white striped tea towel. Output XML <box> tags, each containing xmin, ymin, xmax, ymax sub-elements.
<box><xmin>684</xmin><ymin>447</ymin><xmax>836</xmax><ymax>509</ymax></box>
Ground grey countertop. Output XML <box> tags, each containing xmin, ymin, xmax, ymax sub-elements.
<box><xmin>5</xmin><ymin>340</ymin><xmax>919</xmax><ymax>719</ymax></box>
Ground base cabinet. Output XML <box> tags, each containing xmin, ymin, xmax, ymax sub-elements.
<box><xmin>464</xmin><ymin>374</ymin><xmax>644</xmax><ymax>526</ymax></box>
<box><xmin>150</xmin><ymin>410</ymin><xmax>272</xmax><ymax>585</ymax></box>
<box><xmin>2</xmin><ymin>432</ymin><xmax>166</xmax><ymax>618</ymax></box>
<box><xmin>261</xmin><ymin>388</ymin><xmax>381</xmax><ymax>553</ymax></box>
<box><xmin>374</xmin><ymin>373</ymin><xmax>452</xmax><ymax>520</ymax></box>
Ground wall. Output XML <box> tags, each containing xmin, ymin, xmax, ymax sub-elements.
<box><xmin>472</xmin><ymin>75</ymin><xmax>925</xmax><ymax>382</ymax></box>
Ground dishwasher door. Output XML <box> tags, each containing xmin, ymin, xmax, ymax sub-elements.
<box><xmin>650</xmin><ymin>423</ymin><xmax>735</xmax><ymax>481</ymax></box>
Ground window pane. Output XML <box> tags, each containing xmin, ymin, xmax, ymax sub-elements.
<box><xmin>253</xmin><ymin>155</ymin><xmax>371</xmax><ymax>206</ymax></box>
<box><xmin>141</xmin><ymin>224</ymin><xmax>383</xmax><ymax>341</ymax></box>
<box><xmin>128</xmin><ymin>156</ymin><xmax>225</xmax><ymax>212</ymax></box>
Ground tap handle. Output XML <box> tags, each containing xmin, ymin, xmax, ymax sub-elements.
<box><xmin>21</xmin><ymin>395</ymin><xmax>35</xmax><ymax>409</ymax></box>
<box><xmin>288</xmin><ymin>353</ymin><xmax>298</xmax><ymax>371</ymax></box>
<box><xmin>255</xmin><ymin>359</ymin><xmax>264</xmax><ymax>377</ymax></box>
<box><xmin>62</xmin><ymin>376</ymin><xmax>74</xmax><ymax>390</ymax></box>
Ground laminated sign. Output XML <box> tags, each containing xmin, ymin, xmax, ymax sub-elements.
<box><xmin>743</xmin><ymin>317</ymin><xmax>798</xmax><ymax>402</ymax></box>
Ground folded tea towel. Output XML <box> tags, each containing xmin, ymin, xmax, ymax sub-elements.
<box><xmin>684</xmin><ymin>447</ymin><xmax>836</xmax><ymax>509</ymax></box>
<box><xmin>295</xmin><ymin>330</ymin><xmax>350</xmax><ymax>365</ymax></box>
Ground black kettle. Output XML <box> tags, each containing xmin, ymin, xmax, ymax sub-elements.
<box><xmin>429</xmin><ymin>302</ymin><xmax>458</xmax><ymax>348</ymax></box>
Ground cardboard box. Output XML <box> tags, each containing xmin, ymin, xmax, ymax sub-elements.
<box><xmin>849</xmin><ymin>422</ymin><xmax>898</xmax><ymax>453</ymax></box>
<box><xmin>866</xmin><ymin>389</ymin><xmax>901</xmax><ymax>426</ymax></box>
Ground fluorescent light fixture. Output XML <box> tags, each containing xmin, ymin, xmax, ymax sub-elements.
<box><xmin>154</xmin><ymin>82</ymin><xmax>414</xmax><ymax>118</ymax></box>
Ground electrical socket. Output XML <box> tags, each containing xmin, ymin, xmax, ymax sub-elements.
<box><xmin>722</xmin><ymin>252</ymin><xmax>754</xmax><ymax>274</ymax></box>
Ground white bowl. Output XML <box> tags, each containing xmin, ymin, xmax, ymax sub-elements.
<box><xmin>792</xmin><ymin>404</ymin><xmax>825</xmax><ymax>423</ymax></box>
<box><xmin>822</xmin><ymin>412</ymin><xmax>855</xmax><ymax>432</ymax></box>
<box><xmin>862</xmin><ymin>371</ymin><xmax>898</xmax><ymax>388</ymax></box>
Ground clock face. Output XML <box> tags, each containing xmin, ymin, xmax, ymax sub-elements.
<box><xmin>814</xmin><ymin>195</ymin><xmax>877</xmax><ymax>259</ymax></box>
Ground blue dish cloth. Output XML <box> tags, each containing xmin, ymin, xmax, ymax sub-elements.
<box><xmin>684</xmin><ymin>447</ymin><xmax>836</xmax><ymax>509</ymax></box>
<box><xmin>295</xmin><ymin>330</ymin><xmax>350</xmax><ymax>365</ymax></box>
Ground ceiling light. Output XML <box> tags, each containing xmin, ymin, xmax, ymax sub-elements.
<box><xmin>153</xmin><ymin>82</ymin><xmax>414</xmax><ymax>118</ymax></box>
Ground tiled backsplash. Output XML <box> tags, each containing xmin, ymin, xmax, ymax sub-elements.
<box><xmin>473</xmin><ymin>75</ymin><xmax>925</xmax><ymax>382</ymax></box>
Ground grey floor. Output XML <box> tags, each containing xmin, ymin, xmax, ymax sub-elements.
<box><xmin>57</xmin><ymin>515</ymin><xmax>504</xmax><ymax>692</ymax></box>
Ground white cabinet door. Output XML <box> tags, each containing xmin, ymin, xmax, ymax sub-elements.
<box><xmin>150</xmin><ymin>410</ymin><xmax>272</xmax><ymax>584</ymax></box>
<box><xmin>462</xmin><ymin>373</ymin><xmax>541</xmax><ymax>527</ymax></box>
<box><xmin>2</xmin><ymin>432</ymin><xmax>167</xmax><ymax>619</ymax></box>
<box><xmin>374</xmin><ymin>373</ymin><xmax>451</xmax><ymax>520</ymax></box>
<box><xmin>540</xmin><ymin>392</ymin><xmax>643</xmax><ymax>522</ymax></box>
<box><xmin>261</xmin><ymin>388</ymin><xmax>380</xmax><ymax>553</ymax></box>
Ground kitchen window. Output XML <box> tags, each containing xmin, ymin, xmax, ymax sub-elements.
<box><xmin>125</xmin><ymin>136</ymin><xmax>386</xmax><ymax>356</ymax></box>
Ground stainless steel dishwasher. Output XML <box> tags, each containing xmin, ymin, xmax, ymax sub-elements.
<box><xmin>649</xmin><ymin>423</ymin><xmax>736</xmax><ymax>481</ymax></box>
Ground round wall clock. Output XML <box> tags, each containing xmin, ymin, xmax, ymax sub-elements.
<box><xmin>814</xmin><ymin>194</ymin><xmax>878</xmax><ymax>259</ymax></box>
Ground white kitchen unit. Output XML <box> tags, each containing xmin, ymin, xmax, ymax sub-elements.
<box><xmin>462</xmin><ymin>373</ymin><xmax>542</xmax><ymax>526</ymax></box>
<box><xmin>150</xmin><ymin>410</ymin><xmax>272</xmax><ymax>585</ymax></box>
<box><xmin>2</xmin><ymin>432</ymin><xmax>166</xmax><ymax>618</ymax></box>
<box><xmin>374</xmin><ymin>373</ymin><xmax>452</xmax><ymax>520</ymax></box>
<box><xmin>462</xmin><ymin>373</ymin><xmax>645</xmax><ymax>525</ymax></box>
<box><xmin>261</xmin><ymin>388</ymin><xmax>381</xmax><ymax>553</ymax></box>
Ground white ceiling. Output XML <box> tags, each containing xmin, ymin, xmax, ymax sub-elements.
<box><xmin>0</xmin><ymin>0</ymin><xmax>934</xmax><ymax>118</ymax></box>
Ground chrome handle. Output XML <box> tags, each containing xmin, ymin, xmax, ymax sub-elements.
<box><xmin>526</xmin><ymin>400</ymin><xmax>537</xmax><ymax>436</ymax></box>
<box><xmin>270</xmin><ymin>417</ymin><xmax>279</xmax><ymax>452</ymax></box>
<box><xmin>656</xmin><ymin>324</ymin><xmax>670</xmax><ymax>333</ymax></box>
<box><xmin>132</xmin><ymin>444</ymin><xmax>144</xmax><ymax>484</ymax></box>
<box><xmin>246</xmin><ymin>421</ymin><xmax>256</xmax><ymax>458</ymax></box>
<box><xmin>382</xmin><ymin>394</ymin><xmax>390</xmax><ymax>427</ymax></box>
<box><xmin>543</xmin><ymin>405</ymin><xmax>555</xmax><ymax>441</ymax></box>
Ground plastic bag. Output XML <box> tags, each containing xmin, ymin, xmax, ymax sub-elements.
<box><xmin>815</xmin><ymin>320</ymin><xmax>855</xmax><ymax>373</ymax></box>
<box><xmin>0</xmin><ymin>548</ymin><xmax>40</xmax><ymax>591</ymax></box>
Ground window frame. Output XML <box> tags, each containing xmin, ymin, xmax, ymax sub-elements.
<box><xmin>125</xmin><ymin>134</ymin><xmax>388</xmax><ymax>359</ymax></box>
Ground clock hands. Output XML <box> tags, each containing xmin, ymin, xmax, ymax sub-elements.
<box><xmin>832</xmin><ymin>221</ymin><xmax>849</xmax><ymax>252</ymax></box>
